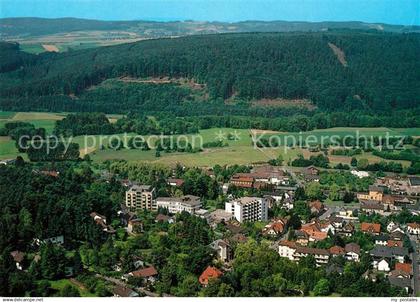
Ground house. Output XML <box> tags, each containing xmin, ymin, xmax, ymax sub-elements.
<box><xmin>357</xmin><ymin>185</ymin><xmax>385</xmax><ymax>202</ymax></box>
<box><xmin>387</xmin><ymin>240</ymin><xmax>403</xmax><ymax>248</ymax></box>
<box><xmin>10</xmin><ymin>251</ymin><xmax>25</xmax><ymax>270</ymax></box>
<box><xmin>207</xmin><ymin>209</ymin><xmax>234</xmax><ymax>228</ymax></box>
<box><xmin>388</xmin><ymin>277</ymin><xmax>412</xmax><ymax>294</ymax></box>
<box><xmin>129</xmin><ymin>266</ymin><xmax>158</xmax><ymax>284</ymax></box>
<box><xmin>300</xmin><ymin>221</ymin><xmax>328</xmax><ymax>242</ymax></box>
<box><xmin>293</xmin><ymin>246</ymin><xmax>330</xmax><ymax>266</ymax></box>
<box><xmin>338</xmin><ymin>222</ymin><xmax>355</xmax><ymax>237</ymax></box>
<box><xmin>370</xmin><ymin>246</ymin><xmax>409</xmax><ymax>264</ymax></box>
<box><xmin>155</xmin><ymin>214</ymin><xmax>174</xmax><ymax>224</ymax></box>
<box><xmin>374</xmin><ymin>234</ymin><xmax>389</xmax><ymax>246</ymax></box>
<box><xmin>225</xmin><ymin>197</ymin><xmax>268</xmax><ymax>223</ymax></box>
<box><xmin>210</xmin><ymin>239</ymin><xmax>233</xmax><ymax>263</ymax></box>
<box><xmin>90</xmin><ymin>212</ymin><xmax>115</xmax><ymax>234</ymax></box>
<box><xmin>376</xmin><ymin>258</ymin><xmax>390</xmax><ymax>272</ymax></box>
<box><xmin>345</xmin><ymin>243</ymin><xmax>360</xmax><ymax>262</ymax></box>
<box><xmin>125</xmin><ymin>184</ymin><xmax>156</xmax><ymax>211</ymax></box>
<box><xmin>308</xmin><ymin>200</ymin><xmax>325</xmax><ymax>216</ymax></box>
<box><xmin>229</xmin><ymin>173</ymin><xmax>254</xmax><ymax>188</ymax></box>
<box><xmin>167</xmin><ymin>178</ymin><xmax>184</xmax><ymax>187</ymax></box>
<box><xmin>329</xmin><ymin>246</ymin><xmax>345</xmax><ymax>257</ymax></box>
<box><xmin>395</xmin><ymin>262</ymin><xmax>412</xmax><ymax>276</ymax></box>
<box><xmin>407</xmin><ymin>222</ymin><xmax>420</xmax><ymax>235</ymax></box>
<box><xmin>360</xmin><ymin>222</ymin><xmax>381</xmax><ymax>235</ymax></box>
<box><xmin>295</xmin><ymin>230</ymin><xmax>309</xmax><ymax>246</ymax></box>
<box><xmin>389</xmin><ymin>269</ymin><xmax>411</xmax><ymax>279</ymax></box>
<box><xmin>387</xmin><ymin>221</ymin><xmax>398</xmax><ymax>233</ymax></box>
<box><xmin>360</xmin><ymin>200</ymin><xmax>385</xmax><ymax>215</ymax></box>
<box><xmin>278</xmin><ymin>240</ymin><xmax>298</xmax><ymax>260</ymax></box>
<box><xmin>198</xmin><ymin>266</ymin><xmax>223</xmax><ymax>286</ymax></box>
<box><xmin>351</xmin><ymin>170</ymin><xmax>369</xmax><ymax>178</ymax></box>
<box><xmin>127</xmin><ymin>219</ymin><xmax>143</xmax><ymax>234</ymax></box>
<box><xmin>262</xmin><ymin>219</ymin><xmax>288</xmax><ymax>237</ymax></box>
<box><xmin>156</xmin><ymin>195</ymin><xmax>201</xmax><ymax>214</ymax></box>
<box><xmin>113</xmin><ymin>285</ymin><xmax>139</xmax><ymax>297</ymax></box>
<box><xmin>303</xmin><ymin>166</ymin><xmax>320</xmax><ymax>182</ymax></box>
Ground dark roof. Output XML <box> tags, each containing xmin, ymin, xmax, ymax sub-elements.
<box><xmin>113</xmin><ymin>285</ymin><xmax>139</xmax><ymax>297</ymax></box>
<box><xmin>388</xmin><ymin>277</ymin><xmax>412</xmax><ymax>290</ymax></box>
<box><xmin>345</xmin><ymin>243</ymin><xmax>360</xmax><ymax>254</ymax></box>
<box><xmin>374</xmin><ymin>234</ymin><xmax>390</xmax><ymax>241</ymax></box>
<box><xmin>295</xmin><ymin>246</ymin><xmax>329</xmax><ymax>255</ymax></box>
<box><xmin>408</xmin><ymin>176</ymin><xmax>420</xmax><ymax>186</ymax></box>
<box><xmin>369</xmin><ymin>246</ymin><xmax>408</xmax><ymax>258</ymax></box>
<box><xmin>369</xmin><ymin>185</ymin><xmax>385</xmax><ymax>192</ymax></box>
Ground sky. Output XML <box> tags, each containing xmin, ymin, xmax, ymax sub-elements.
<box><xmin>0</xmin><ymin>0</ymin><xmax>419</xmax><ymax>26</ymax></box>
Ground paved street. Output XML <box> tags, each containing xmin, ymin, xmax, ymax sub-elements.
<box><xmin>409</xmin><ymin>235</ymin><xmax>419</xmax><ymax>296</ymax></box>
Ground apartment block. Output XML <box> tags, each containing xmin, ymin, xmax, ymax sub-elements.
<box><xmin>225</xmin><ymin>197</ymin><xmax>268</xmax><ymax>223</ymax></box>
<box><xmin>125</xmin><ymin>185</ymin><xmax>156</xmax><ymax>211</ymax></box>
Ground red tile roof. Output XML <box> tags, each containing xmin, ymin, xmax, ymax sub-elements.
<box><xmin>395</xmin><ymin>262</ymin><xmax>412</xmax><ymax>274</ymax></box>
<box><xmin>329</xmin><ymin>246</ymin><xmax>345</xmax><ymax>255</ymax></box>
<box><xmin>387</xmin><ymin>240</ymin><xmax>403</xmax><ymax>248</ymax></box>
<box><xmin>360</xmin><ymin>222</ymin><xmax>381</xmax><ymax>234</ymax></box>
<box><xmin>199</xmin><ymin>266</ymin><xmax>223</xmax><ymax>285</ymax></box>
<box><xmin>130</xmin><ymin>266</ymin><xmax>158</xmax><ymax>278</ymax></box>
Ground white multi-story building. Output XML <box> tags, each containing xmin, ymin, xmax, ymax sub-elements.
<box><xmin>156</xmin><ymin>195</ymin><xmax>201</xmax><ymax>214</ymax></box>
<box><xmin>125</xmin><ymin>185</ymin><xmax>156</xmax><ymax>211</ymax></box>
<box><xmin>278</xmin><ymin>240</ymin><xmax>297</xmax><ymax>261</ymax></box>
<box><xmin>225</xmin><ymin>197</ymin><xmax>268</xmax><ymax>223</ymax></box>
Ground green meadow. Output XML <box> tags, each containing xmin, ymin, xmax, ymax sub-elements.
<box><xmin>1</xmin><ymin>112</ymin><xmax>419</xmax><ymax>166</ymax></box>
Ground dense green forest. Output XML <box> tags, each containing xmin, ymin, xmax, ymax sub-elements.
<box><xmin>0</xmin><ymin>32</ymin><xmax>419</xmax><ymax>121</ymax></box>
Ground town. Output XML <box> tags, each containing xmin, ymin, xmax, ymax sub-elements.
<box><xmin>4</xmin><ymin>160</ymin><xmax>417</xmax><ymax>297</ymax></box>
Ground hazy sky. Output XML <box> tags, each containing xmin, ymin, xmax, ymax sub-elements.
<box><xmin>0</xmin><ymin>0</ymin><xmax>419</xmax><ymax>25</ymax></box>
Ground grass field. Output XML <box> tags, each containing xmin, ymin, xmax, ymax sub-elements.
<box><xmin>1</xmin><ymin>112</ymin><xmax>419</xmax><ymax>166</ymax></box>
<box><xmin>48</xmin><ymin>279</ymin><xmax>96</xmax><ymax>297</ymax></box>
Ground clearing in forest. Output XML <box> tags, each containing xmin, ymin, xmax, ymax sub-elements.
<box><xmin>42</xmin><ymin>44</ymin><xmax>59</xmax><ymax>52</ymax></box>
<box><xmin>328</xmin><ymin>42</ymin><xmax>348</xmax><ymax>67</ymax></box>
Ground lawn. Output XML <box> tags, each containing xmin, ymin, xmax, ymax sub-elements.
<box><xmin>48</xmin><ymin>279</ymin><xmax>97</xmax><ymax>297</ymax></box>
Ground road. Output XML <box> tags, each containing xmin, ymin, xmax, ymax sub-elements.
<box><xmin>409</xmin><ymin>235</ymin><xmax>419</xmax><ymax>296</ymax></box>
<box><xmin>282</xmin><ymin>166</ymin><xmax>304</xmax><ymax>187</ymax></box>
<box><xmin>96</xmin><ymin>273</ymin><xmax>173</xmax><ymax>297</ymax></box>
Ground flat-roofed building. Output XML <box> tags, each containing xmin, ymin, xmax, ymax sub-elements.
<box><xmin>225</xmin><ymin>197</ymin><xmax>268</xmax><ymax>223</ymax></box>
<box><xmin>156</xmin><ymin>195</ymin><xmax>201</xmax><ymax>214</ymax></box>
<box><xmin>125</xmin><ymin>185</ymin><xmax>156</xmax><ymax>211</ymax></box>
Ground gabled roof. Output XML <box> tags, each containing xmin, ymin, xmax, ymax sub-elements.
<box><xmin>369</xmin><ymin>246</ymin><xmax>409</xmax><ymax>258</ymax></box>
<box><xmin>278</xmin><ymin>240</ymin><xmax>297</xmax><ymax>249</ymax></box>
<box><xmin>345</xmin><ymin>243</ymin><xmax>360</xmax><ymax>254</ymax></box>
<box><xmin>329</xmin><ymin>245</ymin><xmax>345</xmax><ymax>255</ymax></box>
<box><xmin>10</xmin><ymin>251</ymin><xmax>25</xmax><ymax>263</ymax></box>
<box><xmin>360</xmin><ymin>222</ymin><xmax>381</xmax><ymax>233</ymax></box>
<box><xmin>295</xmin><ymin>246</ymin><xmax>329</xmax><ymax>256</ymax></box>
<box><xmin>395</xmin><ymin>262</ymin><xmax>412</xmax><ymax>274</ymax></box>
<box><xmin>407</xmin><ymin>222</ymin><xmax>420</xmax><ymax>229</ymax></box>
<box><xmin>387</xmin><ymin>240</ymin><xmax>403</xmax><ymax>248</ymax></box>
<box><xmin>198</xmin><ymin>266</ymin><xmax>223</xmax><ymax>285</ymax></box>
<box><xmin>130</xmin><ymin>266</ymin><xmax>158</xmax><ymax>278</ymax></box>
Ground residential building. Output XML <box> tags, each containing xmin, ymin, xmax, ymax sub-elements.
<box><xmin>199</xmin><ymin>266</ymin><xmax>223</xmax><ymax>286</ymax></box>
<box><xmin>156</xmin><ymin>195</ymin><xmax>201</xmax><ymax>214</ymax></box>
<box><xmin>210</xmin><ymin>239</ymin><xmax>233</xmax><ymax>263</ymax></box>
<box><xmin>357</xmin><ymin>185</ymin><xmax>385</xmax><ymax>202</ymax></box>
<box><xmin>262</xmin><ymin>218</ymin><xmax>288</xmax><ymax>237</ymax></box>
<box><xmin>360</xmin><ymin>200</ymin><xmax>385</xmax><ymax>215</ymax></box>
<box><xmin>225</xmin><ymin>197</ymin><xmax>268</xmax><ymax>223</ymax></box>
<box><xmin>113</xmin><ymin>285</ymin><xmax>139</xmax><ymax>297</ymax></box>
<box><xmin>376</xmin><ymin>259</ymin><xmax>390</xmax><ymax>272</ymax></box>
<box><xmin>293</xmin><ymin>246</ymin><xmax>329</xmax><ymax>266</ymax></box>
<box><xmin>128</xmin><ymin>266</ymin><xmax>158</xmax><ymax>284</ymax></box>
<box><xmin>229</xmin><ymin>173</ymin><xmax>254</xmax><ymax>188</ymax></box>
<box><xmin>351</xmin><ymin>170</ymin><xmax>369</xmax><ymax>178</ymax></box>
<box><xmin>90</xmin><ymin>212</ymin><xmax>115</xmax><ymax>234</ymax></box>
<box><xmin>407</xmin><ymin>222</ymin><xmax>420</xmax><ymax>235</ymax></box>
<box><xmin>125</xmin><ymin>185</ymin><xmax>156</xmax><ymax>211</ymax></box>
<box><xmin>10</xmin><ymin>251</ymin><xmax>25</xmax><ymax>270</ymax></box>
<box><xmin>360</xmin><ymin>222</ymin><xmax>381</xmax><ymax>235</ymax></box>
<box><xmin>370</xmin><ymin>246</ymin><xmax>409</xmax><ymax>264</ymax></box>
<box><xmin>345</xmin><ymin>243</ymin><xmax>360</xmax><ymax>262</ymax></box>
<box><xmin>329</xmin><ymin>246</ymin><xmax>345</xmax><ymax>257</ymax></box>
<box><xmin>167</xmin><ymin>178</ymin><xmax>184</xmax><ymax>187</ymax></box>
<box><xmin>278</xmin><ymin>240</ymin><xmax>297</xmax><ymax>260</ymax></box>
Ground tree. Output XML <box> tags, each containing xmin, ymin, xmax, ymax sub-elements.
<box><xmin>357</xmin><ymin>158</ymin><xmax>369</xmax><ymax>170</ymax></box>
<box><xmin>350</xmin><ymin>157</ymin><xmax>358</xmax><ymax>167</ymax></box>
<box><xmin>313</xmin><ymin>278</ymin><xmax>330</xmax><ymax>296</ymax></box>
<box><xmin>59</xmin><ymin>284</ymin><xmax>80</xmax><ymax>297</ymax></box>
<box><xmin>177</xmin><ymin>275</ymin><xmax>201</xmax><ymax>296</ymax></box>
<box><xmin>328</xmin><ymin>184</ymin><xmax>340</xmax><ymax>201</ymax></box>
<box><xmin>305</xmin><ymin>182</ymin><xmax>322</xmax><ymax>200</ymax></box>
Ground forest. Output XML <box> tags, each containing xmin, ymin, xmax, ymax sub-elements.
<box><xmin>0</xmin><ymin>32</ymin><xmax>418</xmax><ymax>126</ymax></box>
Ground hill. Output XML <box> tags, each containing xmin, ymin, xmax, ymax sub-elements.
<box><xmin>1</xmin><ymin>17</ymin><xmax>419</xmax><ymax>53</ymax></box>
<box><xmin>0</xmin><ymin>32</ymin><xmax>419</xmax><ymax>119</ymax></box>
